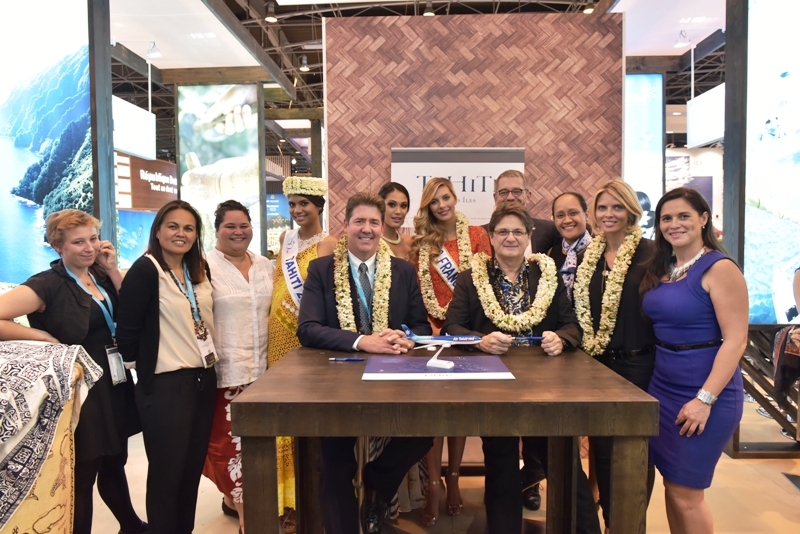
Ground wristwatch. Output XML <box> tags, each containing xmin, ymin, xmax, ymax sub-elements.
<box><xmin>696</xmin><ymin>388</ymin><xmax>717</xmax><ymax>406</ymax></box>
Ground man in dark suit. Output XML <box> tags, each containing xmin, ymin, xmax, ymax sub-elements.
<box><xmin>482</xmin><ymin>169</ymin><xmax>560</xmax><ymax>254</ymax></box>
<box><xmin>298</xmin><ymin>191</ymin><xmax>433</xmax><ymax>534</ymax></box>
<box><xmin>442</xmin><ymin>204</ymin><xmax>600</xmax><ymax>534</ymax></box>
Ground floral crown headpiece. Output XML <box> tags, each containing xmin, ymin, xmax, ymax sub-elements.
<box><xmin>283</xmin><ymin>176</ymin><xmax>327</xmax><ymax>197</ymax></box>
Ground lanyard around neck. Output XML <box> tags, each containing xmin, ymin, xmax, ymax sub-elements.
<box><xmin>169</xmin><ymin>262</ymin><xmax>201</xmax><ymax>322</ymax></box>
<box><xmin>64</xmin><ymin>266</ymin><xmax>115</xmax><ymax>338</ymax></box>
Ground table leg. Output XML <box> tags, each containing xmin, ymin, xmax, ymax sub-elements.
<box><xmin>609</xmin><ymin>436</ymin><xmax>648</xmax><ymax>534</ymax></box>
<box><xmin>242</xmin><ymin>436</ymin><xmax>278</xmax><ymax>534</ymax></box>
<box><xmin>296</xmin><ymin>438</ymin><xmax>324</xmax><ymax>534</ymax></box>
<box><xmin>546</xmin><ymin>436</ymin><xmax>577</xmax><ymax>534</ymax></box>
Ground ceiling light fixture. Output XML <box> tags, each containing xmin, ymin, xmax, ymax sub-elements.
<box><xmin>280</xmin><ymin>139</ymin><xmax>286</xmax><ymax>143</ymax></box>
<box><xmin>291</xmin><ymin>157</ymin><xmax>297</xmax><ymax>165</ymax></box>
<box><xmin>583</xmin><ymin>1</ymin><xmax>595</xmax><ymax>14</ymax></box>
<box><xmin>674</xmin><ymin>30</ymin><xmax>691</xmax><ymax>48</ymax></box>
<box><xmin>423</xmin><ymin>1</ymin><xmax>435</xmax><ymax>17</ymax></box>
<box><xmin>299</xmin><ymin>54</ymin><xmax>310</xmax><ymax>72</ymax></box>
<box><xmin>146</xmin><ymin>41</ymin><xmax>162</xmax><ymax>59</ymax></box>
<box><xmin>265</xmin><ymin>2</ymin><xmax>278</xmax><ymax>23</ymax></box>
<box><xmin>672</xmin><ymin>112</ymin><xmax>682</xmax><ymax>115</ymax></box>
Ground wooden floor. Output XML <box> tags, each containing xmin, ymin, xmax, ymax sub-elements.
<box><xmin>92</xmin><ymin>400</ymin><xmax>800</xmax><ymax>533</ymax></box>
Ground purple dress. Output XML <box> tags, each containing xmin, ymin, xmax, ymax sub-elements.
<box><xmin>642</xmin><ymin>250</ymin><xmax>743</xmax><ymax>489</ymax></box>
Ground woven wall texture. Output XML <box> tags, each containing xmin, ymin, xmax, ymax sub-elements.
<box><xmin>324</xmin><ymin>13</ymin><xmax>623</xmax><ymax>236</ymax></box>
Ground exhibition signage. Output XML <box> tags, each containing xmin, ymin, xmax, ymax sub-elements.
<box><xmin>390</xmin><ymin>147</ymin><xmax>525</xmax><ymax>228</ymax></box>
<box><xmin>115</xmin><ymin>151</ymin><xmax>178</xmax><ymax>210</ymax></box>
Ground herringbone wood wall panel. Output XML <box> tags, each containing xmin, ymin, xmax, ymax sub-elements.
<box><xmin>324</xmin><ymin>14</ymin><xmax>623</xmax><ymax>236</ymax></box>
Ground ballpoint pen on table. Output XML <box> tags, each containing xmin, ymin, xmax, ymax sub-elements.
<box><xmin>329</xmin><ymin>357</ymin><xmax>366</xmax><ymax>362</ymax></box>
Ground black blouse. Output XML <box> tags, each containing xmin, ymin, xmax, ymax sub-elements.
<box><xmin>588</xmin><ymin>239</ymin><xmax>655</xmax><ymax>352</ymax></box>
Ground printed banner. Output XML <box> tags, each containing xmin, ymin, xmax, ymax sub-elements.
<box><xmin>390</xmin><ymin>148</ymin><xmax>525</xmax><ymax>228</ymax></box>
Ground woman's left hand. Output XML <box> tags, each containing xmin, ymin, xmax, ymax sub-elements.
<box><xmin>96</xmin><ymin>240</ymin><xmax>118</xmax><ymax>271</ymax></box>
<box><xmin>675</xmin><ymin>398</ymin><xmax>711</xmax><ymax>437</ymax></box>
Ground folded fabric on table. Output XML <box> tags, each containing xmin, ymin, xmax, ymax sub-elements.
<box><xmin>0</xmin><ymin>341</ymin><xmax>102</xmax><ymax>529</ymax></box>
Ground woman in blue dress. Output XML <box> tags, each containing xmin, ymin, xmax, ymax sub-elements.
<box><xmin>641</xmin><ymin>188</ymin><xmax>747</xmax><ymax>534</ymax></box>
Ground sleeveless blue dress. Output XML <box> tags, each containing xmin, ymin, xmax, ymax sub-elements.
<box><xmin>642</xmin><ymin>250</ymin><xmax>743</xmax><ymax>489</ymax></box>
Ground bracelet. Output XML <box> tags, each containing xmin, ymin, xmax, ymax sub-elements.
<box><xmin>696</xmin><ymin>388</ymin><xmax>717</xmax><ymax>406</ymax></box>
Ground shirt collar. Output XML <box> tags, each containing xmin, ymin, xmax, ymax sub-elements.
<box><xmin>492</xmin><ymin>257</ymin><xmax>530</xmax><ymax>284</ymax></box>
<box><xmin>348</xmin><ymin>251</ymin><xmax>377</xmax><ymax>280</ymax></box>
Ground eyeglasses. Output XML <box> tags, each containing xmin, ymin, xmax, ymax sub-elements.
<box><xmin>492</xmin><ymin>229</ymin><xmax>529</xmax><ymax>238</ymax></box>
<box><xmin>497</xmin><ymin>188</ymin><xmax>526</xmax><ymax>198</ymax></box>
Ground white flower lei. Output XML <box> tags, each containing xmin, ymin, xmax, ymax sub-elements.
<box><xmin>283</xmin><ymin>176</ymin><xmax>328</xmax><ymax>197</ymax></box>
<box><xmin>573</xmin><ymin>226</ymin><xmax>642</xmax><ymax>356</ymax></box>
<box><xmin>333</xmin><ymin>236</ymin><xmax>392</xmax><ymax>333</ymax></box>
<box><xmin>418</xmin><ymin>211</ymin><xmax>472</xmax><ymax>320</ymax></box>
<box><xmin>470</xmin><ymin>252</ymin><xmax>558</xmax><ymax>333</ymax></box>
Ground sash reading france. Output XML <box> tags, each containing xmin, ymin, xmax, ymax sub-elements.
<box><xmin>433</xmin><ymin>246</ymin><xmax>460</xmax><ymax>291</ymax></box>
<box><xmin>281</xmin><ymin>229</ymin><xmax>305</xmax><ymax>313</ymax></box>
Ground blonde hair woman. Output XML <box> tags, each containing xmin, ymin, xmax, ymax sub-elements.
<box><xmin>573</xmin><ymin>179</ymin><xmax>656</xmax><ymax>529</ymax></box>
<box><xmin>411</xmin><ymin>177</ymin><xmax>491</xmax><ymax>527</ymax></box>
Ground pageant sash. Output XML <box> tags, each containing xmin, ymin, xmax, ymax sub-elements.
<box><xmin>281</xmin><ymin>229</ymin><xmax>305</xmax><ymax>313</ymax></box>
<box><xmin>432</xmin><ymin>245</ymin><xmax>460</xmax><ymax>291</ymax></box>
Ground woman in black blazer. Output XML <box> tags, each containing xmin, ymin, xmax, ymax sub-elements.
<box><xmin>117</xmin><ymin>200</ymin><xmax>217</xmax><ymax>534</ymax></box>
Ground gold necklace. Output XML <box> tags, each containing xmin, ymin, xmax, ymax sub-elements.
<box><xmin>382</xmin><ymin>233</ymin><xmax>401</xmax><ymax>245</ymax></box>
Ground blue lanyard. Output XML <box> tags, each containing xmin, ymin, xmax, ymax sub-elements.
<box><xmin>349</xmin><ymin>260</ymin><xmax>371</xmax><ymax>323</ymax></box>
<box><xmin>64</xmin><ymin>266</ymin><xmax>115</xmax><ymax>338</ymax></box>
<box><xmin>169</xmin><ymin>262</ymin><xmax>201</xmax><ymax>322</ymax></box>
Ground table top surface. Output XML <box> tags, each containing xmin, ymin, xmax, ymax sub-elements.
<box><xmin>231</xmin><ymin>347</ymin><xmax>660</xmax><ymax>438</ymax></box>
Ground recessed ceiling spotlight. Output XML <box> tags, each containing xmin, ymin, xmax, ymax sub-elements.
<box><xmin>265</xmin><ymin>2</ymin><xmax>278</xmax><ymax>23</ymax></box>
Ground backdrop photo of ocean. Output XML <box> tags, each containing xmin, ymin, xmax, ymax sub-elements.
<box><xmin>0</xmin><ymin>0</ymin><xmax>92</xmax><ymax>285</ymax></box>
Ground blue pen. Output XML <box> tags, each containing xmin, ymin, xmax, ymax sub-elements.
<box><xmin>512</xmin><ymin>337</ymin><xmax>544</xmax><ymax>342</ymax></box>
<box><xmin>329</xmin><ymin>357</ymin><xmax>366</xmax><ymax>362</ymax></box>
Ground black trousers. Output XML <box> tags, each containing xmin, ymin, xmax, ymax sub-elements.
<box><xmin>319</xmin><ymin>436</ymin><xmax>433</xmax><ymax>534</ymax></box>
<box><xmin>482</xmin><ymin>437</ymin><xmax>601</xmax><ymax>534</ymax></box>
<box><xmin>592</xmin><ymin>351</ymin><xmax>656</xmax><ymax>528</ymax></box>
<box><xmin>73</xmin><ymin>446</ymin><xmax>142</xmax><ymax>534</ymax></box>
<box><xmin>136</xmin><ymin>367</ymin><xmax>217</xmax><ymax>534</ymax></box>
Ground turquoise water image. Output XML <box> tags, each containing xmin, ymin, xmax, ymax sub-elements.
<box><xmin>0</xmin><ymin>136</ymin><xmax>59</xmax><ymax>284</ymax></box>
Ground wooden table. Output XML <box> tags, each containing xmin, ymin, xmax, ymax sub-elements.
<box><xmin>231</xmin><ymin>346</ymin><xmax>659</xmax><ymax>534</ymax></box>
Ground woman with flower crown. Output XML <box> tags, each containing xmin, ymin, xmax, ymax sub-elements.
<box><xmin>266</xmin><ymin>176</ymin><xmax>337</xmax><ymax>532</ymax></box>
<box><xmin>441</xmin><ymin>203</ymin><xmax>596</xmax><ymax>534</ymax></box>
<box><xmin>572</xmin><ymin>179</ymin><xmax>656</xmax><ymax>531</ymax></box>
<box><xmin>410</xmin><ymin>177</ymin><xmax>491</xmax><ymax>527</ymax></box>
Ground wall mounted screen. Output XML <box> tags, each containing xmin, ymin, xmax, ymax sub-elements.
<box><xmin>745</xmin><ymin>0</ymin><xmax>800</xmax><ymax>324</ymax></box>
<box><xmin>0</xmin><ymin>0</ymin><xmax>93</xmax><ymax>287</ymax></box>
<box><xmin>178</xmin><ymin>84</ymin><xmax>262</xmax><ymax>253</ymax></box>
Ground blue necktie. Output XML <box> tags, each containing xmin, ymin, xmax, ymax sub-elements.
<box><xmin>358</xmin><ymin>263</ymin><xmax>373</xmax><ymax>334</ymax></box>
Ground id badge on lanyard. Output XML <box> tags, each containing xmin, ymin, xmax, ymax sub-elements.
<box><xmin>195</xmin><ymin>321</ymin><xmax>219</xmax><ymax>368</ymax></box>
<box><xmin>105</xmin><ymin>344</ymin><xmax>127</xmax><ymax>385</ymax></box>
<box><xmin>171</xmin><ymin>263</ymin><xmax>218</xmax><ymax>369</ymax></box>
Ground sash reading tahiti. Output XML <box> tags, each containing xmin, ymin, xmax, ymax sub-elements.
<box><xmin>432</xmin><ymin>246</ymin><xmax>460</xmax><ymax>291</ymax></box>
<box><xmin>281</xmin><ymin>229</ymin><xmax>306</xmax><ymax>312</ymax></box>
